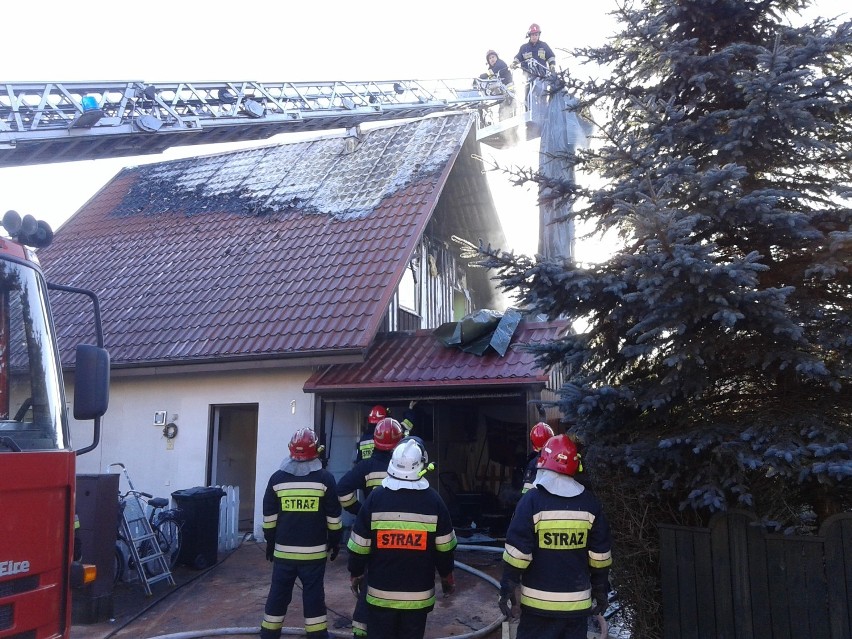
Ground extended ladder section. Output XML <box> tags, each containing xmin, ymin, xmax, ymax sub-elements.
<box><xmin>0</xmin><ymin>80</ymin><xmax>505</xmax><ymax>166</ymax></box>
<box><xmin>119</xmin><ymin>492</ymin><xmax>175</xmax><ymax>595</ymax></box>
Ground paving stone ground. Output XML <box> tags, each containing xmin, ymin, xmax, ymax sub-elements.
<box><xmin>71</xmin><ymin>540</ymin><xmax>508</xmax><ymax>639</ymax></box>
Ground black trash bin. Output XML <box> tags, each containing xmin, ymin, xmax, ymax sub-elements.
<box><xmin>171</xmin><ymin>486</ymin><xmax>225</xmax><ymax>569</ymax></box>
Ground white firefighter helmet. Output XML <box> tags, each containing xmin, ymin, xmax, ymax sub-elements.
<box><xmin>387</xmin><ymin>437</ymin><xmax>428</xmax><ymax>481</ymax></box>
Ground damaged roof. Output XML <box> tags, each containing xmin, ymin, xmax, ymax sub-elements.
<box><xmin>304</xmin><ymin>320</ymin><xmax>568</xmax><ymax>394</ymax></box>
<box><xmin>37</xmin><ymin>113</ymin><xmax>507</xmax><ymax>368</ymax></box>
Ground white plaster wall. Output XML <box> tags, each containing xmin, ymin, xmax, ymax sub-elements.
<box><xmin>66</xmin><ymin>366</ymin><xmax>316</xmax><ymax>537</ymax></box>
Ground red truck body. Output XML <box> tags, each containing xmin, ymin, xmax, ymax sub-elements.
<box><xmin>0</xmin><ymin>219</ymin><xmax>109</xmax><ymax>639</ymax></box>
<box><xmin>0</xmin><ymin>452</ymin><xmax>77</xmax><ymax>638</ymax></box>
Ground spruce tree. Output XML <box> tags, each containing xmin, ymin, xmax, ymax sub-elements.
<box><xmin>479</xmin><ymin>0</ymin><xmax>851</xmax><ymax>530</ymax></box>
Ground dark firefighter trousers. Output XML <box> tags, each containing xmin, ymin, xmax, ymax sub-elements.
<box><xmin>367</xmin><ymin>605</ymin><xmax>428</xmax><ymax>639</ymax></box>
<box><xmin>517</xmin><ymin>611</ymin><xmax>588</xmax><ymax>639</ymax></box>
<box><xmin>261</xmin><ymin>560</ymin><xmax>328</xmax><ymax>639</ymax></box>
<box><xmin>352</xmin><ymin>568</ymin><xmax>368</xmax><ymax>637</ymax></box>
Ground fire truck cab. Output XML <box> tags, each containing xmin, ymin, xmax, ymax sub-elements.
<box><xmin>0</xmin><ymin>210</ymin><xmax>109</xmax><ymax>639</ymax></box>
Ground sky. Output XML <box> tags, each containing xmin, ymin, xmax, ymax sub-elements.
<box><xmin>1</xmin><ymin>0</ymin><xmax>847</xmax><ymax>259</ymax></box>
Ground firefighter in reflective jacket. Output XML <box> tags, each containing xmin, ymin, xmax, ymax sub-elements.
<box><xmin>355</xmin><ymin>405</ymin><xmax>388</xmax><ymax>463</ymax></box>
<box><xmin>522</xmin><ymin>422</ymin><xmax>554</xmax><ymax>493</ymax></box>
<box><xmin>355</xmin><ymin>403</ymin><xmax>417</xmax><ymax>463</ymax></box>
<box><xmin>337</xmin><ymin>418</ymin><xmax>405</xmax><ymax>638</ymax></box>
<box><xmin>260</xmin><ymin>428</ymin><xmax>343</xmax><ymax>639</ymax></box>
<box><xmin>511</xmin><ymin>23</ymin><xmax>556</xmax><ymax>76</ymax></box>
<box><xmin>499</xmin><ymin>434</ymin><xmax>612</xmax><ymax>639</ymax></box>
<box><xmin>347</xmin><ymin>437</ymin><xmax>457</xmax><ymax>639</ymax></box>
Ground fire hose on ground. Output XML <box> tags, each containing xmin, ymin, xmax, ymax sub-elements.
<box><xmin>140</xmin><ymin>544</ymin><xmax>607</xmax><ymax>639</ymax></box>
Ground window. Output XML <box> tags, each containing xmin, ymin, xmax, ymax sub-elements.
<box><xmin>398</xmin><ymin>261</ymin><xmax>417</xmax><ymax>312</ymax></box>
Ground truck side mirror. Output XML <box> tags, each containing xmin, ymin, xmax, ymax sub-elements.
<box><xmin>74</xmin><ymin>344</ymin><xmax>110</xmax><ymax>420</ymax></box>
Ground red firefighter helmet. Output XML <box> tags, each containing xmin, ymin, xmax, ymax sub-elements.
<box><xmin>368</xmin><ymin>404</ymin><xmax>388</xmax><ymax>424</ymax></box>
<box><xmin>537</xmin><ymin>434</ymin><xmax>581</xmax><ymax>476</ymax></box>
<box><xmin>527</xmin><ymin>23</ymin><xmax>541</xmax><ymax>37</ymax></box>
<box><xmin>373</xmin><ymin>418</ymin><xmax>404</xmax><ymax>451</ymax></box>
<box><xmin>288</xmin><ymin>427</ymin><xmax>319</xmax><ymax>461</ymax></box>
<box><xmin>530</xmin><ymin>422</ymin><xmax>555</xmax><ymax>451</ymax></box>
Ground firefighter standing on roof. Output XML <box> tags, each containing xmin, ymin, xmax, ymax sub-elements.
<box><xmin>512</xmin><ymin>23</ymin><xmax>556</xmax><ymax>75</ymax></box>
<box><xmin>499</xmin><ymin>434</ymin><xmax>612</xmax><ymax>639</ymax></box>
<box><xmin>337</xmin><ymin>418</ymin><xmax>405</xmax><ymax>638</ymax></box>
<box><xmin>347</xmin><ymin>436</ymin><xmax>457</xmax><ymax>639</ymax></box>
<box><xmin>260</xmin><ymin>427</ymin><xmax>343</xmax><ymax>639</ymax></box>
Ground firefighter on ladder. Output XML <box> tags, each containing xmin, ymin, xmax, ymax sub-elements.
<box><xmin>499</xmin><ymin>434</ymin><xmax>612</xmax><ymax>639</ymax></box>
<box><xmin>511</xmin><ymin>23</ymin><xmax>556</xmax><ymax>76</ymax></box>
<box><xmin>511</xmin><ymin>23</ymin><xmax>557</xmax><ymax>110</ymax></box>
<box><xmin>347</xmin><ymin>436</ymin><xmax>457</xmax><ymax>639</ymax></box>
<box><xmin>481</xmin><ymin>50</ymin><xmax>516</xmax><ymax>122</ymax></box>
<box><xmin>260</xmin><ymin>427</ymin><xmax>343</xmax><ymax>639</ymax></box>
<box><xmin>337</xmin><ymin>417</ymin><xmax>405</xmax><ymax>638</ymax></box>
<box><xmin>482</xmin><ymin>50</ymin><xmax>514</xmax><ymax>93</ymax></box>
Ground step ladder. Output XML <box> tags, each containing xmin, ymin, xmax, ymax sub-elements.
<box><xmin>119</xmin><ymin>490</ymin><xmax>175</xmax><ymax>595</ymax></box>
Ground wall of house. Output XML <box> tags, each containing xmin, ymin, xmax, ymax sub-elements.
<box><xmin>381</xmin><ymin>236</ymin><xmax>474</xmax><ymax>333</ymax></box>
<box><xmin>66</xmin><ymin>366</ymin><xmax>357</xmax><ymax>538</ymax></box>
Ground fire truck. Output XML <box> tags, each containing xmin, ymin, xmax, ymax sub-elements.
<box><xmin>0</xmin><ymin>76</ymin><xmax>541</xmax><ymax>638</ymax></box>
<box><xmin>0</xmin><ymin>209</ymin><xmax>109</xmax><ymax>639</ymax></box>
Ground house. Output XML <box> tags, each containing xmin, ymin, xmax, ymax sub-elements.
<box><xmin>38</xmin><ymin>112</ymin><xmax>565</xmax><ymax>537</ymax></box>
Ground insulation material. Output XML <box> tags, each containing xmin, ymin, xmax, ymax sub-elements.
<box><xmin>532</xmin><ymin>83</ymin><xmax>593</xmax><ymax>260</ymax></box>
<box><xmin>434</xmin><ymin>307</ymin><xmax>523</xmax><ymax>357</ymax></box>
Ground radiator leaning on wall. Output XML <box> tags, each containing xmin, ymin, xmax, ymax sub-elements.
<box><xmin>216</xmin><ymin>485</ymin><xmax>241</xmax><ymax>552</ymax></box>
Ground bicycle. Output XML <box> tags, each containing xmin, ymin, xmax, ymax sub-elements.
<box><xmin>108</xmin><ymin>463</ymin><xmax>184</xmax><ymax>584</ymax></box>
<box><xmin>150</xmin><ymin>497</ymin><xmax>183</xmax><ymax>570</ymax></box>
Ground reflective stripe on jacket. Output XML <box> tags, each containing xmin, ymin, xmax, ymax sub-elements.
<box><xmin>502</xmin><ymin>485</ymin><xmax>611</xmax><ymax>616</ymax></box>
<box><xmin>262</xmin><ymin>468</ymin><xmax>342</xmax><ymax>562</ymax></box>
<box><xmin>337</xmin><ymin>449</ymin><xmax>392</xmax><ymax>514</ymax></box>
<box><xmin>347</xmin><ymin>485</ymin><xmax>457</xmax><ymax>611</ymax></box>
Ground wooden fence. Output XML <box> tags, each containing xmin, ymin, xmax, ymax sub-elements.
<box><xmin>659</xmin><ymin>509</ymin><xmax>851</xmax><ymax>639</ymax></box>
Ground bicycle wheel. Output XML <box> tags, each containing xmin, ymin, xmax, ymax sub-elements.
<box><xmin>155</xmin><ymin>519</ymin><xmax>182</xmax><ymax>570</ymax></box>
<box><xmin>114</xmin><ymin>536</ymin><xmax>132</xmax><ymax>584</ymax></box>
<box><xmin>139</xmin><ymin>537</ymin><xmax>166</xmax><ymax>578</ymax></box>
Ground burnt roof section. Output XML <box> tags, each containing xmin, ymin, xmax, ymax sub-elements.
<box><xmin>303</xmin><ymin>320</ymin><xmax>567</xmax><ymax>394</ymax></box>
<box><xmin>38</xmin><ymin>113</ymin><xmax>507</xmax><ymax>368</ymax></box>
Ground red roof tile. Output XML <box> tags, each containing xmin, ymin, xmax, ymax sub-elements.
<box><xmin>303</xmin><ymin>321</ymin><xmax>568</xmax><ymax>392</ymax></box>
<box><xmin>38</xmin><ymin>114</ymin><xmax>506</xmax><ymax>368</ymax></box>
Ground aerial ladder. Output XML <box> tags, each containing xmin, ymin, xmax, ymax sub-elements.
<box><xmin>0</xmin><ymin>78</ymin><xmax>536</xmax><ymax>167</ymax></box>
